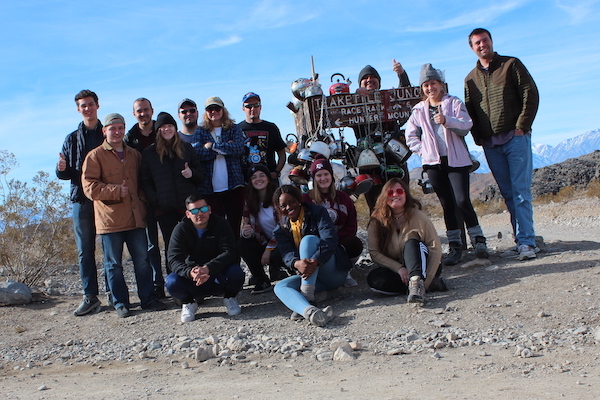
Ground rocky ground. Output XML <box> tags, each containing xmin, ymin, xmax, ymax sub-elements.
<box><xmin>1</xmin><ymin>197</ymin><xmax>600</xmax><ymax>399</ymax></box>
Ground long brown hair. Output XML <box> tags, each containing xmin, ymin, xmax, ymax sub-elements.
<box><xmin>245</xmin><ymin>175</ymin><xmax>278</xmax><ymax>216</ymax></box>
<box><xmin>309</xmin><ymin>171</ymin><xmax>336</xmax><ymax>205</ymax></box>
<box><xmin>156</xmin><ymin>129</ymin><xmax>185</xmax><ymax>163</ymax></box>
<box><xmin>368</xmin><ymin>178</ymin><xmax>421</xmax><ymax>250</ymax></box>
<box><xmin>202</xmin><ymin>106</ymin><xmax>235</xmax><ymax>131</ymax></box>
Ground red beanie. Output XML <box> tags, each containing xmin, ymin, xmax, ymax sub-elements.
<box><xmin>310</xmin><ymin>154</ymin><xmax>333</xmax><ymax>177</ymax></box>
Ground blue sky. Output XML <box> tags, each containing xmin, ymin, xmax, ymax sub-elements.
<box><xmin>1</xmin><ymin>0</ymin><xmax>599</xmax><ymax>184</ymax></box>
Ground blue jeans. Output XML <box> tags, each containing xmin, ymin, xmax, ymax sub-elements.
<box><xmin>101</xmin><ymin>228</ymin><xmax>156</xmax><ymax>309</ymax></box>
<box><xmin>165</xmin><ymin>264</ymin><xmax>245</xmax><ymax>304</ymax></box>
<box><xmin>483</xmin><ymin>134</ymin><xmax>536</xmax><ymax>247</ymax></box>
<box><xmin>274</xmin><ymin>235</ymin><xmax>347</xmax><ymax>315</ymax></box>
<box><xmin>72</xmin><ymin>200</ymin><xmax>99</xmax><ymax>297</ymax></box>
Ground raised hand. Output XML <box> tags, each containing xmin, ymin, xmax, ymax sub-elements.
<box><xmin>120</xmin><ymin>180</ymin><xmax>129</xmax><ymax>197</ymax></box>
<box><xmin>181</xmin><ymin>162</ymin><xmax>192</xmax><ymax>178</ymax></box>
<box><xmin>57</xmin><ymin>153</ymin><xmax>66</xmax><ymax>171</ymax></box>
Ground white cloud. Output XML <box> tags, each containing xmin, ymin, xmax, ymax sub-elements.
<box><xmin>203</xmin><ymin>35</ymin><xmax>242</xmax><ymax>50</ymax></box>
<box><xmin>555</xmin><ymin>0</ymin><xmax>599</xmax><ymax>24</ymax></box>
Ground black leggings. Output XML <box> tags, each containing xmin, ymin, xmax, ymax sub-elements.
<box><xmin>237</xmin><ymin>236</ymin><xmax>285</xmax><ymax>284</ymax></box>
<box><xmin>367</xmin><ymin>239</ymin><xmax>432</xmax><ymax>295</ymax></box>
<box><xmin>424</xmin><ymin>162</ymin><xmax>479</xmax><ymax>231</ymax></box>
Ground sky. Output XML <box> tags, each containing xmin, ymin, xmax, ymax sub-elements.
<box><xmin>1</xmin><ymin>0</ymin><xmax>599</xmax><ymax>185</ymax></box>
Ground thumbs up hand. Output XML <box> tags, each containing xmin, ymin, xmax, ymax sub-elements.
<box><xmin>392</xmin><ymin>58</ymin><xmax>405</xmax><ymax>75</ymax></box>
<box><xmin>433</xmin><ymin>105</ymin><xmax>446</xmax><ymax>125</ymax></box>
<box><xmin>120</xmin><ymin>180</ymin><xmax>129</xmax><ymax>197</ymax></box>
<box><xmin>181</xmin><ymin>162</ymin><xmax>192</xmax><ymax>178</ymax></box>
<box><xmin>57</xmin><ymin>153</ymin><xmax>67</xmax><ymax>171</ymax></box>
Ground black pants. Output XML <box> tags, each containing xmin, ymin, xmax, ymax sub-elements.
<box><xmin>237</xmin><ymin>236</ymin><xmax>285</xmax><ymax>284</ymax></box>
<box><xmin>424</xmin><ymin>161</ymin><xmax>479</xmax><ymax>231</ymax></box>
<box><xmin>206</xmin><ymin>187</ymin><xmax>245</xmax><ymax>236</ymax></box>
<box><xmin>367</xmin><ymin>239</ymin><xmax>432</xmax><ymax>295</ymax></box>
<box><xmin>339</xmin><ymin>235</ymin><xmax>364</xmax><ymax>259</ymax></box>
<box><xmin>156</xmin><ymin>211</ymin><xmax>184</xmax><ymax>275</ymax></box>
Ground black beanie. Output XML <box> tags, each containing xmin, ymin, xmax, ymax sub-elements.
<box><xmin>358</xmin><ymin>65</ymin><xmax>381</xmax><ymax>86</ymax></box>
<box><xmin>155</xmin><ymin>112</ymin><xmax>178</xmax><ymax>132</ymax></box>
<box><xmin>247</xmin><ymin>163</ymin><xmax>271</xmax><ymax>181</ymax></box>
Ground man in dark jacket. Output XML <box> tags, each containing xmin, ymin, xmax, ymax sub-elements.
<box><xmin>166</xmin><ymin>194</ymin><xmax>244</xmax><ymax>322</ymax></box>
<box><xmin>56</xmin><ymin>89</ymin><xmax>104</xmax><ymax>316</ymax></box>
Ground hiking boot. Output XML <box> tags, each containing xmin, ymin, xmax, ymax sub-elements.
<box><xmin>473</xmin><ymin>236</ymin><xmax>489</xmax><ymax>259</ymax></box>
<box><xmin>181</xmin><ymin>302</ymin><xmax>198</xmax><ymax>323</ymax></box>
<box><xmin>224</xmin><ymin>297</ymin><xmax>241</xmax><ymax>316</ymax></box>
<box><xmin>251</xmin><ymin>281</ymin><xmax>273</xmax><ymax>295</ymax></box>
<box><xmin>444</xmin><ymin>243</ymin><xmax>463</xmax><ymax>266</ymax></box>
<box><xmin>407</xmin><ymin>276</ymin><xmax>425</xmax><ymax>304</ymax></box>
<box><xmin>73</xmin><ymin>296</ymin><xmax>101</xmax><ymax>316</ymax></box>
<box><xmin>518</xmin><ymin>244</ymin><xmax>537</xmax><ymax>261</ymax></box>
<box><xmin>115</xmin><ymin>305</ymin><xmax>130</xmax><ymax>318</ymax></box>
<box><xmin>427</xmin><ymin>276</ymin><xmax>448</xmax><ymax>293</ymax></box>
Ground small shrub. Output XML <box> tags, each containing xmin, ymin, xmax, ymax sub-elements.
<box><xmin>0</xmin><ymin>150</ymin><xmax>76</xmax><ymax>287</ymax></box>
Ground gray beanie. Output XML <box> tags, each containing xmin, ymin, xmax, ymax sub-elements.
<box><xmin>358</xmin><ymin>65</ymin><xmax>381</xmax><ymax>85</ymax></box>
<box><xmin>419</xmin><ymin>63</ymin><xmax>444</xmax><ymax>86</ymax></box>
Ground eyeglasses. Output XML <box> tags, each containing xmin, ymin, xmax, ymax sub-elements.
<box><xmin>206</xmin><ymin>105</ymin><xmax>223</xmax><ymax>112</ymax></box>
<box><xmin>387</xmin><ymin>188</ymin><xmax>405</xmax><ymax>197</ymax></box>
<box><xmin>180</xmin><ymin>108</ymin><xmax>197</xmax><ymax>114</ymax></box>
<box><xmin>187</xmin><ymin>205</ymin><xmax>210</xmax><ymax>214</ymax></box>
<box><xmin>244</xmin><ymin>103</ymin><xmax>261</xmax><ymax>109</ymax></box>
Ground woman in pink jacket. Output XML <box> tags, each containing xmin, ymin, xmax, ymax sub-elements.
<box><xmin>405</xmin><ymin>64</ymin><xmax>488</xmax><ymax>265</ymax></box>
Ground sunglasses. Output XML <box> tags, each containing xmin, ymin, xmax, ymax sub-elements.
<box><xmin>206</xmin><ymin>105</ymin><xmax>223</xmax><ymax>112</ymax></box>
<box><xmin>244</xmin><ymin>103</ymin><xmax>261</xmax><ymax>109</ymax></box>
<box><xmin>387</xmin><ymin>188</ymin><xmax>405</xmax><ymax>197</ymax></box>
<box><xmin>188</xmin><ymin>205</ymin><xmax>210</xmax><ymax>214</ymax></box>
<box><xmin>180</xmin><ymin>108</ymin><xmax>197</xmax><ymax>114</ymax></box>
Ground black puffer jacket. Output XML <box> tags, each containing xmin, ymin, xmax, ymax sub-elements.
<box><xmin>141</xmin><ymin>142</ymin><xmax>204</xmax><ymax>213</ymax></box>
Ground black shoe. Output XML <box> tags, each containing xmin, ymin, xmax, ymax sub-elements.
<box><xmin>154</xmin><ymin>286</ymin><xmax>166</xmax><ymax>299</ymax></box>
<box><xmin>251</xmin><ymin>281</ymin><xmax>273</xmax><ymax>295</ymax></box>
<box><xmin>444</xmin><ymin>243</ymin><xmax>463</xmax><ymax>266</ymax></box>
<box><xmin>427</xmin><ymin>276</ymin><xmax>448</xmax><ymax>293</ymax></box>
<box><xmin>143</xmin><ymin>300</ymin><xmax>168</xmax><ymax>311</ymax></box>
<box><xmin>73</xmin><ymin>296</ymin><xmax>101</xmax><ymax>316</ymax></box>
<box><xmin>248</xmin><ymin>275</ymin><xmax>259</xmax><ymax>286</ymax></box>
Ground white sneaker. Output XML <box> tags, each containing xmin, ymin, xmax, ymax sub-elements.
<box><xmin>181</xmin><ymin>302</ymin><xmax>198</xmax><ymax>323</ymax></box>
<box><xmin>518</xmin><ymin>244</ymin><xmax>537</xmax><ymax>261</ymax></box>
<box><xmin>501</xmin><ymin>245</ymin><xmax>540</xmax><ymax>258</ymax></box>
<box><xmin>224</xmin><ymin>297</ymin><xmax>241</xmax><ymax>316</ymax></box>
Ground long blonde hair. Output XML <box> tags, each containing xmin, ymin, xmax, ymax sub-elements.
<box><xmin>202</xmin><ymin>106</ymin><xmax>235</xmax><ymax>131</ymax></box>
<box><xmin>368</xmin><ymin>178</ymin><xmax>421</xmax><ymax>250</ymax></box>
<box><xmin>156</xmin><ymin>130</ymin><xmax>185</xmax><ymax>163</ymax></box>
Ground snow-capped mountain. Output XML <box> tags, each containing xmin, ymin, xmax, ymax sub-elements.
<box><xmin>407</xmin><ymin>129</ymin><xmax>600</xmax><ymax>174</ymax></box>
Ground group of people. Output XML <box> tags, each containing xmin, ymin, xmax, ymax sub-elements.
<box><xmin>56</xmin><ymin>28</ymin><xmax>539</xmax><ymax>327</ymax></box>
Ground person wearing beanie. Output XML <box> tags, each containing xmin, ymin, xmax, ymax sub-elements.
<box><xmin>237</xmin><ymin>92</ymin><xmax>287</xmax><ymax>181</ymax></box>
<box><xmin>237</xmin><ymin>163</ymin><xmax>288</xmax><ymax>294</ymax></box>
<box><xmin>303</xmin><ymin>155</ymin><xmax>363</xmax><ymax>287</ymax></box>
<box><xmin>141</xmin><ymin>111</ymin><xmax>204</xmax><ymax>284</ymax></box>
<box><xmin>193</xmin><ymin>96</ymin><xmax>246</xmax><ymax>236</ymax></box>
<box><xmin>405</xmin><ymin>63</ymin><xmax>488</xmax><ymax>265</ymax></box>
<box><xmin>82</xmin><ymin>112</ymin><xmax>167</xmax><ymax>317</ymax></box>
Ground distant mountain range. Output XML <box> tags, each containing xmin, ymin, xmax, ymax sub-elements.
<box><xmin>406</xmin><ymin>129</ymin><xmax>600</xmax><ymax>173</ymax></box>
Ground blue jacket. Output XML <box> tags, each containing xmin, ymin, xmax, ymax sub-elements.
<box><xmin>274</xmin><ymin>202</ymin><xmax>351</xmax><ymax>271</ymax></box>
<box><xmin>192</xmin><ymin>124</ymin><xmax>246</xmax><ymax>194</ymax></box>
<box><xmin>56</xmin><ymin>121</ymin><xmax>104</xmax><ymax>203</ymax></box>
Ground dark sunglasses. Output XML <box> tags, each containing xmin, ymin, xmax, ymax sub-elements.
<box><xmin>387</xmin><ymin>188</ymin><xmax>405</xmax><ymax>197</ymax></box>
<box><xmin>188</xmin><ymin>205</ymin><xmax>210</xmax><ymax>214</ymax></box>
<box><xmin>244</xmin><ymin>103</ymin><xmax>261</xmax><ymax>109</ymax></box>
<box><xmin>180</xmin><ymin>108</ymin><xmax>197</xmax><ymax>114</ymax></box>
<box><xmin>206</xmin><ymin>105</ymin><xmax>223</xmax><ymax>112</ymax></box>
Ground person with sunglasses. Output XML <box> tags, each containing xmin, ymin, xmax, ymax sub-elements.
<box><xmin>237</xmin><ymin>92</ymin><xmax>286</xmax><ymax>181</ymax></box>
<box><xmin>166</xmin><ymin>193</ymin><xmax>245</xmax><ymax>322</ymax></box>
<box><xmin>272</xmin><ymin>185</ymin><xmax>352</xmax><ymax>327</ymax></box>
<box><xmin>366</xmin><ymin>178</ymin><xmax>443</xmax><ymax>304</ymax></box>
<box><xmin>177</xmin><ymin>98</ymin><xmax>199</xmax><ymax>144</ymax></box>
<box><xmin>405</xmin><ymin>64</ymin><xmax>488</xmax><ymax>266</ymax></box>
<box><xmin>141</xmin><ymin>112</ymin><xmax>204</xmax><ymax>291</ymax></box>
<box><xmin>193</xmin><ymin>97</ymin><xmax>246</xmax><ymax>235</ymax></box>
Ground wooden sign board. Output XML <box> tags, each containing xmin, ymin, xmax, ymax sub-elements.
<box><xmin>302</xmin><ymin>87</ymin><xmax>422</xmax><ymax>133</ymax></box>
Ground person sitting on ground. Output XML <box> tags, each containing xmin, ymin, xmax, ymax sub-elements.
<box><xmin>367</xmin><ymin>178</ymin><xmax>444</xmax><ymax>304</ymax></box>
<box><xmin>302</xmin><ymin>155</ymin><xmax>363</xmax><ymax>287</ymax></box>
<box><xmin>238</xmin><ymin>164</ymin><xmax>288</xmax><ymax>294</ymax></box>
<box><xmin>273</xmin><ymin>185</ymin><xmax>351</xmax><ymax>327</ymax></box>
<box><xmin>405</xmin><ymin>63</ymin><xmax>488</xmax><ymax>265</ymax></box>
<box><xmin>166</xmin><ymin>193</ymin><xmax>245</xmax><ymax>322</ymax></box>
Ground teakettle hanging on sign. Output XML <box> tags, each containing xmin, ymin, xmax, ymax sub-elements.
<box><xmin>329</xmin><ymin>73</ymin><xmax>351</xmax><ymax>95</ymax></box>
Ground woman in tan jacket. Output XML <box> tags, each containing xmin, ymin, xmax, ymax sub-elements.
<box><xmin>367</xmin><ymin>178</ymin><xmax>445</xmax><ymax>304</ymax></box>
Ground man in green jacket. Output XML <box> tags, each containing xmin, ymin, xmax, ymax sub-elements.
<box><xmin>465</xmin><ymin>28</ymin><xmax>539</xmax><ymax>261</ymax></box>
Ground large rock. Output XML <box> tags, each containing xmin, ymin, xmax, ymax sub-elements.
<box><xmin>0</xmin><ymin>279</ymin><xmax>32</xmax><ymax>305</ymax></box>
<box><xmin>531</xmin><ymin>150</ymin><xmax>600</xmax><ymax>197</ymax></box>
